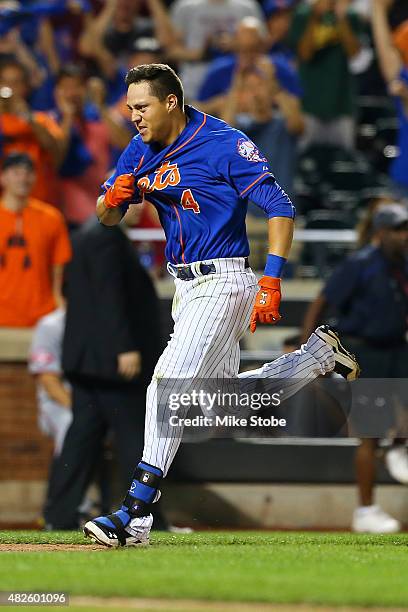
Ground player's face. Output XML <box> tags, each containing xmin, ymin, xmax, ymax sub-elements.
<box><xmin>127</xmin><ymin>81</ymin><xmax>175</xmax><ymax>145</ymax></box>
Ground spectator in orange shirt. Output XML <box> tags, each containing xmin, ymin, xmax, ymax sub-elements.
<box><xmin>0</xmin><ymin>152</ymin><xmax>72</xmax><ymax>328</ymax></box>
<box><xmin>0</xmin><ymin>59</ymin><xmax>63</xmax><ymax>205</ymax></box>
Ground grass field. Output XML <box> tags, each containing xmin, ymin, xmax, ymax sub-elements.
<box><xmin>1</xmin><ymin>530</ymin><xmax>408</xmax><ymax>610</ymax></box>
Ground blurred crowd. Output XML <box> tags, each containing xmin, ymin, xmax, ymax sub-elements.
<box><xmin>1</xmin><ymin>0</ymin><xmax>408</xmax><ymax>533</ymax></box>
<box><xmin>0</xmin><ymin>0</ymin><xmax>408</xmax><ymax>326</ymax></box>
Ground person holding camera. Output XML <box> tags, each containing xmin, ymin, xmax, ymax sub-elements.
<box><xmin>0</xmin><ymin>59</ymin><xmax>63</xmax><ymax>205</ymax></box>
<box><xmin>288</xmin><ymin>0</ymin><xmax>364</xmax><ymax>150</ymax></box>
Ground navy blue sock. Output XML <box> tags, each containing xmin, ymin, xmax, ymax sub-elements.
<box><xmin>96</xmin><ymin>462</ymin><xmax>163</xmax><ymax>530</ymax></box>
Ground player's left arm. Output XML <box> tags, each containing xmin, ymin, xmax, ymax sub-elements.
<box><xmin>247</xmin><ymin>178</ymin><xmax>295</xmax><ymax>332</ymax></box>
<box><xmin>268</xmin><ymin>216</ymin><xmax>294</xmax><ymax>260</ymax></box>
<box><xmin>213</xmin><ymin>133</ymin><xmax>294</xmax><ymax>331</ymax></box>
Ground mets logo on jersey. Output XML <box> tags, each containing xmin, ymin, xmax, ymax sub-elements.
<box><xmin>137</xmin><ymin>161</ymin><xmax>181</xmax><ymax>194</ymax></box>
<box><xmin>237</xmin><ymin>138</ymin><xmax>267</xmax><ymax>163</ymax></box>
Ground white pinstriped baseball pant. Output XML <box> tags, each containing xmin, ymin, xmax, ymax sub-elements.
<box><xmin>142</xmin><ymin>257</ymin><xmax>335</xmax><ymax>475</ymax></box>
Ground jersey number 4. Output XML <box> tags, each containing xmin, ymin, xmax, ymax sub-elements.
<box><xmin>180</xmin><ymin>189</ymin><xmax>200</xmax><ymax>214</ymax></box>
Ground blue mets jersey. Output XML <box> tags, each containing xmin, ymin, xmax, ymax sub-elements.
<box><xmin>102</xmin><ymin>106</ymin><xmax>295</xmax><ymax>264</ymax></box>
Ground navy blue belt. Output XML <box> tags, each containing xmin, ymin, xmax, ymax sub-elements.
<box><xmin>169</xmin><ymin>257</ymin><xmax>249</xmax><ymax>281</ymax></box>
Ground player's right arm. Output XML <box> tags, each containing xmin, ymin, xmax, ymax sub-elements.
<box><xmin>96</xmin><ymin>138</ymin><xmax>141</xmax><ymax>226</ymax></box>
<box><xmin>96</xmin><ymin>195</ymin><xmax>121</xmax><ymax>226</ymax></box>
<box><xmin>96</xmin><ymin>175</ymin><xmax>135</xmax><ymax>226</ymax></box>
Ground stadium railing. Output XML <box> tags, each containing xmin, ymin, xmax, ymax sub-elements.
<box><xmin>127</xmin><ymin>228</ymin><xmax>357</xmax><ymax>243</ymax></box>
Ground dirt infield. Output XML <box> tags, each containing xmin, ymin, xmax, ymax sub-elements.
<box><xmin>0</xmin><ymin>544</ymin><xmax>107</xmax><ymax>552</ymax></box>
<box><xmin>69</xmin><ymin>598</ymin><xmax>408</xmax><ymax>611</ymax></box>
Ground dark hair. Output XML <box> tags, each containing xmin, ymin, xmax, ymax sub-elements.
<box><xmin>56</xmin><ymin>64</ymin><xmax>85</xmax><ymax>85</ymax></box>
<box><xmin>125</xmin><ymin>63</ymin><xmax>184</xmax><ymax>108</ymax></box>
<box><xmin>2</xmin><ymin>152</ymin><xmax>34</xmax><ymax>171</ymax></box>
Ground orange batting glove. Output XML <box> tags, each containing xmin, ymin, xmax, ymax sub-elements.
<box><xmin>250</xmin><ymin>276</ymin><xmax>281</xmax><ymax>333</ymax></box>
<box><xmin>104</xmin><ymin>173</ymin><xmax>135</xmax><ymax>209</ymax></box>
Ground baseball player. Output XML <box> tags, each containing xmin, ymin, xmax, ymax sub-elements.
<box><xmin>84</xmin><ymin>63</ymin><xmax>359</xmax><ymax>547</ymax></box>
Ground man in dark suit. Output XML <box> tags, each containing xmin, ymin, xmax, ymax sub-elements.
<box><xmin>43</xmin><ymin>217</ymin><xmax>165</xmax><ymax>529</ymax></box>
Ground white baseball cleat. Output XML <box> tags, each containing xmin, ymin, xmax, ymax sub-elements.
<box><xmin>352</xmin><ymin>505</ymin><xmax>400</xmax><ymax>534</ymax></box>
<box><xmin>315</xmin><ymin>325</ymin><xmax>361</xmax><ymax>381</ymax></box>
<box><xmin>83</xmin><ymin>513</ymin><xmax>153</xmax><ymax>548</ymax></box>
<box><xmin>385</xmin><ymin>446</ymin><xmax>408</xmax><ymax>484</ymax></box>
